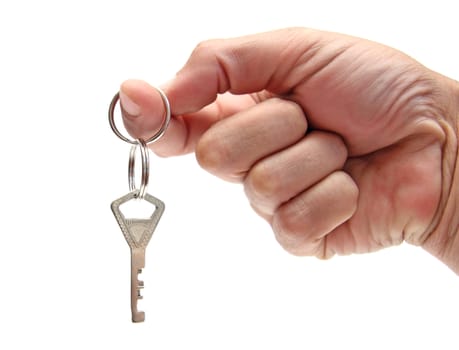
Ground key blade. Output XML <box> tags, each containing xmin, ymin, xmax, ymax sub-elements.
<box><xmin>131</xmin><ymin>249</ymin><xmax>146</xmax><ymax>322</ymax></box>
<box><xmin>111</xmin><ymin>192</ymin><xmax>165</xmax><ymax>250</ymax></box>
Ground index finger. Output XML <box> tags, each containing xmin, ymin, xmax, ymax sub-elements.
<box><xmin>120</xmin><ymin>80</ymin><xmax>258</xmax><ymax>156</ymax></box>
<box><xmin>121</xmin><ymin>28</ymin><xmax>325</xmax><ymax>156</ymax></box>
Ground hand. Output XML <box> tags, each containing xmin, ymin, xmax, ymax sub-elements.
<box><xmin>119</xmin><ymin>28</ymin><xmax>459</xmax><ymax>272</ymax></box>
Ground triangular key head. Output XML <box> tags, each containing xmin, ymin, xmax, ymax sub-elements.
<box><xmin>111</xmin><ymin>192</ymin><xmax>165</xmax><ymax>249</ymax></box>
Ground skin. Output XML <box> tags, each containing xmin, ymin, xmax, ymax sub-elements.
<box><xmin>119</xmin><ymin>28</ymin><xmax>459</xmax><ymax>273</ymax></box>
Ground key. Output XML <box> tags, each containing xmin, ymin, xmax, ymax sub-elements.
<box><xmin>111</xmin><ymin>191</ymin><xmax>165</xmax><ymax>322</ymax></box>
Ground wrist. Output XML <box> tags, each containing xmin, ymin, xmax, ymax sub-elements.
<box><xmin>422</xmin><ymin>76</ymin><xmax>459</xmax><ymax>274</ymax></box>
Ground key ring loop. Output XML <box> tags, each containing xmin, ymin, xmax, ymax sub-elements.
<box><xmin>108</xmin><ymin>87</ymin><xmax>171</xmax><ymax>145</ymax></box>
<box><xmin>128</xmin><ymin>139</ymin><xmax>150</xmax><ymax>199</ymax></box>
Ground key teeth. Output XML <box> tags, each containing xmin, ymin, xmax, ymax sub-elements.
<box><xmin>137</xmin><ymin>288</ymin><xmax>143</xmax><ymax>299</ymax></box>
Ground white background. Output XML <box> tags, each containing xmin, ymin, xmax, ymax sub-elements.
<box><xmin>1</xmin><ymin>0</ymin><xmax>458</xmax><ymax>349</ymax></box>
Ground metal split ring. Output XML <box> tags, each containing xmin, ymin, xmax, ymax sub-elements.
<box><xmin>128</xmin><ymin>139</ymin><xmax>150</xmax><ymax>199</ymax></box>
<box><xmin>109</xmin><ymin>86</ymin><xmax>171</xmax><ymax>198</ymax></box>
<box><xmin>108</xmin><ymin>87</ymin><xmax>171</xmax><ymax>145</ymax></box>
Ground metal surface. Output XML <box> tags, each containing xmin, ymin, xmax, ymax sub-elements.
<box><xmin>111</xmin><ymin>191</ymin><xmax>165</xmax><ymax>322</ymax></box>
<box><xmin>108</xmin><ymin>88</ymin><xmax>171</xmax><ymax>145</ymax></box>
<box><xmin>128</xmin><ymin>139</ymin><xmax>150</xmax><ymax>199</ymax></box>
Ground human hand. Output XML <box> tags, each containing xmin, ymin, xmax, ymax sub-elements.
<box><xmin>119</xmin><ymin>28</ymin><xmax>459</xmax><ymax>273</ymax></box>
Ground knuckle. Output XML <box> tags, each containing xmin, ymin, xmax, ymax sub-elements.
<box><xmin>313</xmin><ymin>131</ymin><xmax>348</xmax><ymax>165</ymax></box>
<box><xmin>271</xmin><ymin>98</ymin><xmax>307</xmax><ymax>127</ymax></box>
<box><xmin>191</xmin><ymin>39</ymin><xmax>220</xmax><ymax>58</ymax></box>
<box><xmin>246</xmin><ymin>162</ymin><xmax>281</xmax><ymax>202</ymax></box>
<box><xmin>282</xmin><ymin>99</ymin><xmax>306</xmax><ymax>118</ymax></box>
<box><xmin>272</xmin><ymin>205</ymin><xmax>308</xmax><ymax>253</ymax></box>
<box><xmin>272</xmin><ymin>209</ymin><xmax>326</xmax><ymax>257</ymax></box>
<box><xmin>195</xmin><ymin>132</ymin><xmax>230</xmax><ymax>174</ymax></box>
<box><xmin>326</xmin><ymin>134</ymin><xmax>348</xmax><ymax>163</ymax></box>
<box><xmin>331</xmin><ymin>171</ymin><xmax>359</xmax><ymax>204</ymax></box>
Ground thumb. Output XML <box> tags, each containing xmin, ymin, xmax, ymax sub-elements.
<box><xmin>166</xmin><ymin>27</ymin><xmax>319</xmax><ymax>115</ymax></box>
<box><xmin>119</xmin><ymin>79</ymin><xmax>185</xmax><ymax>151</ymax></box>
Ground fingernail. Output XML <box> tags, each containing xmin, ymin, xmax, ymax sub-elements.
<box><xmin>119</xmin><ymin>91</ymin><xmax>141</xmax><ymax>117</ymax></box>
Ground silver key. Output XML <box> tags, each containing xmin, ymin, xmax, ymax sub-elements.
<box><xmin>111</xmin><ymin>191</ymin><xmax>165</xmax><ymax>322</ymax></box>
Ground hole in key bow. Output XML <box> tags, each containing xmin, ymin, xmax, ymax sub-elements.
<box><xmin>119</xmin><ymin>198</ymin><xmax>157</xmax><ymax>219</ymax></box>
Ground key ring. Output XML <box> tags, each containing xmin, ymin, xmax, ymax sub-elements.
<box><xmin>108</xmin><ymin>87</ymin><xmax>171</xmax><ymax>145</ymax></box>
<box><xmin>129</xmin><ymin>138</ymin><xmax>150</xmax><ymax>199</ymax></box>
